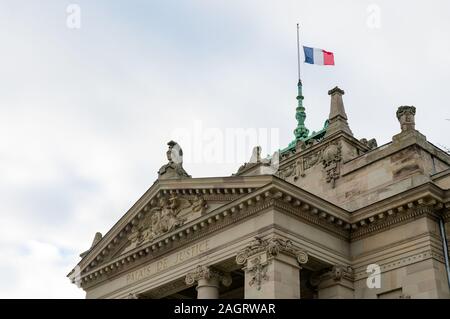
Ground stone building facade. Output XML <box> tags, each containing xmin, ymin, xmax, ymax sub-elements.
<box><xmin>68</xmin><ymin>82</ymin><xmax>450</xmax><ymax>299</ymax></box>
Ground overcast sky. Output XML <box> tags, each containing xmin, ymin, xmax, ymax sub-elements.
<box><xmin>0</xmin><ymin>0</ymin><xmax>449</xmax><ymax>298</ymax></box>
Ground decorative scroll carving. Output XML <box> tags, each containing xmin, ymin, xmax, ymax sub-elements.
<box><xmin>311</xmin><ymin>264</ymin><xmax>353</xmax><ymax>289</ymax></box>
<box><xmin>185</xmin><ymin>265</ymin><xmax>232</xmax><ymax>287</ymax></box>
<box><xmin>280</xmin><ymin>141</ymin><xmax>344</xmax><ymax>184</ymax></box>
<box><xmin>278</xmin><ymin>148</ymin><xmax>322</xmax><ymax>180</ymax></box>
<box><xmin>236</xmin><ymin>237</ymin><xmax>308</xmax><ymax>267</ymax></box>
<box><xmin>236</xmin><ymin>237</ymin><xmax>308</xmax><ymax>290</ymax></box>
<box><xmin>331</xmin><ymin>265</ymin><xmax>353</xmax><ymax>281</ymax></box>
<box><xmin>123</xmin><ymin>194</ymin><xmax>207</xmax><ymax>253</ymax></box>
<box><xmin>278</xmin><ymin>163</ymin><xmax>295</xmax><ymax>179</ymax></box>
<box><xmin>322</xmin><ymin>142</ymin><xmax>342</xmax><ymax>188</ymax></box>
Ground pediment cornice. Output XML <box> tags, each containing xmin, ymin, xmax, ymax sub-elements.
<box><xmin>68</xmin><ymin>177</ymin><xmax>449</xmax><ymax>289</ymax></box>
<box><xmin>70</xmin><ymin>177</ymin><xmax>358</xmax><ymax>288</ymax></box>
<box><xmin>69</xmin><ymin>175</ymin><xmax>274</xmax><ymax>277</ymax></box>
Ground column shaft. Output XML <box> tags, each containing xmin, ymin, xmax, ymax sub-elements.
<box><xmin>196</xmin><ymin>278</ymin><xmax>220</xmax><ymax>299</ymax></box>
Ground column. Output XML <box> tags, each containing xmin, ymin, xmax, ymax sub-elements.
<box><xmin>185</xmin><ymin>265</ymin><xmax>232</xmax><ymax>299</ymax></box>
<box><xmin>317</xmin><ymin>265</ymin><xmax>354</xmax><ymax>299</ymax></box>
<box><xmin>236</xmin><ymin>237</ymin><xmax>308</xmax><ymax>299</ymax></box>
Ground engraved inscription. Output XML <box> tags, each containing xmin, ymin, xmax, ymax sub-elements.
<box><xmin>126</xmin><ymin>240</ymin><xmax>210</xmax><ymax>284</ymax></box>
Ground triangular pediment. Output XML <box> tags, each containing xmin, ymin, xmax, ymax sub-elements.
<box><xmin>70</xmin><ymin>175</ymin><xmax>275</xmax><ymax>277</ymax></box>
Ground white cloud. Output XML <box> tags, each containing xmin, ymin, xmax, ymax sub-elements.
<box><xmin>0</xmin><ymin>240</ymin><xmax>83</xmax><ymax>298</ymax></box>
<box><xmin>0</xmin><ymin>0</ymin><xmax>449</xmax><ymax>298</ymax></box>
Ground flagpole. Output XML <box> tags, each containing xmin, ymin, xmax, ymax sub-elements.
<box><xmin>293</xmin><ymin>22</ymin><xmax>309</xmax><ymax>140</ymax></box>
<box><xmin>297</xmin><ymin>23</ymin><xmax>301</xmax><ymax>82</ymax></box>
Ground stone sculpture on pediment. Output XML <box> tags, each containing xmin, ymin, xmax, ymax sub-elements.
<box><xmin>122</xmin><ymin>193</ymin><xmax>208</xmax><ymax>254</ymax></box>
<box><xmin>158</xmin><ymin>141</ymin><xmax>191</xmax><ymax>180</ymax></box>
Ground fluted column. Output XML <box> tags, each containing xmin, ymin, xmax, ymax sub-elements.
<box><xmin>185</xmin><ymin>265</ymin><xmax>232</xmax><ymax>299</ymax></box>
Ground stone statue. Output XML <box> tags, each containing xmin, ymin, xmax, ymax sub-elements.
<box><xmin>396</xmin><ymin>106</ymin><xmax>416</xmax><ymax>132</ymax></box>
<box><xmin>158</xmin><ymin>141</ymin><xmax>191</xmax><ymax>180</ymax></box>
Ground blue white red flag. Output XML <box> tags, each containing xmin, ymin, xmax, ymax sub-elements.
<box><xmin>303</xmin><ymin>46</ymin><xmax>335</xmax><ymax>65</ymax></box>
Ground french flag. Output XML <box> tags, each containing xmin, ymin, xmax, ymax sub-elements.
<box><xmin>303</xmin><ymin>46</ymin><xmax>335</xmax><ymax>65</ymax></box>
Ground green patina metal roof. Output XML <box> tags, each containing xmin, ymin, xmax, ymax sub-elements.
<box><xmin>280</xmin><ymin>80</ymin><xmax>328</xmax><ymax>155</ymax></box>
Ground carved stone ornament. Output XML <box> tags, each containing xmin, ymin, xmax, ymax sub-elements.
<box><xmin>185</xmin><ymin>265</ymin><xmax>232</xmax><ymax>287</ymax></box>
<box><xmin>122</xmin><ymin>194</ymin><xmax>207</xmax><ymax>253</ymax></box>
<box><xmin>247</xmin><ymin>255</ymin><xmax>269</xmax><ymax>290</ymax></box>
<box><xmin>396</xmin><ymin>106</ymin><xmax>416</xmax><ymax>132</ymax></box>
<box><xmin>277</xmin><ymin>163</ymin><xmax>295</xmax><ymax>179</ymax></box>
<box><xmin>236</xmin><ymin>236</ymin><xmax>308</xmax><ymax>266</ymax></box>
<box><xmin>359</xmin><ymin>138</ymin><xmax>378</xmax><ymax>150</ymax></box>
<box><xmin>191</xmin><ymin>194</ymin><xmax>208</xmax><ymax>214</ymax></box>
<box><xmin>331</xmin><ymin>265</ymin><xmax>354</xmax><ymax>281</ymax></box>
<box><xmin>303</xmin><ymin>150</ymin><xmax>322</xmax><ymax>170</ymax></box>
<box><xmin>236</xmin><ymin>237</ymin><xmax>308</xmax><ymax>290</ymax></box>
<box><xmin>322</xmin><ymin>142</ymin><xmax>342</xmax><ymax>188</ymax></box>
<box><xmin>277</xmin><ymin>149</ymin><xmax>322</xmax><ymax>180</ymax></box>
<box><xmin>158</xmin><ymin>141</ymin><xmax>191</xmax><ymax>180</ymax></box>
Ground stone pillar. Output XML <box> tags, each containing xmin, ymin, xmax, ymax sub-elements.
<box><xmin>236</xmin><ymin>237</ymin><xmax>308</xmax><ymax>299</ymax></box>
<box><xmin>185</xmin><ymin>265</ymin><xmax>232</xmax><ymax>299</ymax></box>
<box><xmin>324</xmin><ymin>87</ymin><xmax>353</xmax><ymax>137</ymax></box>
<box><xmin>317</xmin><ymin>265</ymin><xmax>354</xmax><ymax>299</ymax></box>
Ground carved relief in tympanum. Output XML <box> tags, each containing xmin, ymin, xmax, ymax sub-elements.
<box><xmin>122</xmin><ymin>194</ymin><xmax>208</xmax><ymax>253</ymax></box>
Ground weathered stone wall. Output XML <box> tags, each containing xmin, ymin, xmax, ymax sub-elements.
<box><xmin>285</xmin><ymin>138</ymin><xmax>449</xmax><ymax>211</ymax></box>
<box><xmin>351</xmin><ymin>216</ymin><xmax>450</xmax><ymax>299</ymax></box>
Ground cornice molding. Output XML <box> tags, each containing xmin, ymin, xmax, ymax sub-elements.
<box><xmin>342</xmin><ymin>133</ymin><xmax>450</xmax><ymax>177</ymax></box>
<box><xmin>353</xmin><ymin>249</ymin><xmax>444</xmax><ymax>281</ymax></box>
<box><xmin>350</xmin><ymin>182</ymin><xmax>445</xmax><ymax>218</ymax></box>
<box><xmin>350</xmin><ymin>205</ymin><xmax>435</xmax><ymax>241</ymax></box>
<box><xmin>72</xmin><ymin>182</ymin><xmax>267</xmax><ymax>275</ymax></box>
<box><xmin>70</xmin><ymin>179</ymin><xmax>448</xmax><ymax>289</ymax></box>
